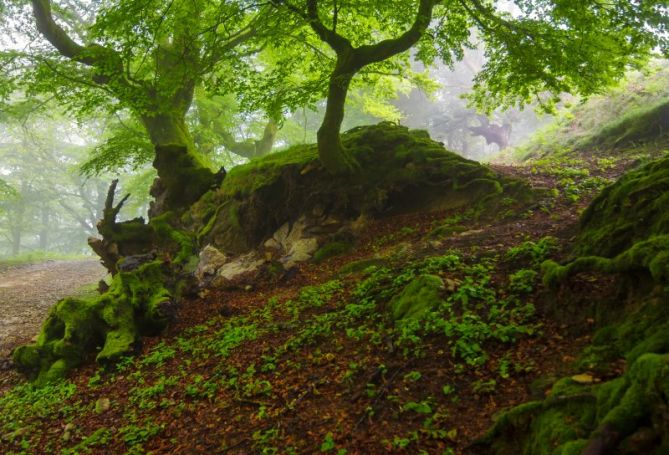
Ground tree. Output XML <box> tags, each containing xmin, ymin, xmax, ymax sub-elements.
<box><xmin>275</xmin><ymin>0</ymin><xmax>668</xmax><ymax>172</ymax></box>
<box><xmin>5</xmin><ymin>0</ymin><xmax>282</xmax><ymax>212</ymax></box>
<box><xmin>0</xmin><ymin>108</ymin><xmax>113</xmax><ymax>256</ymax></box>
<box><xmin>274</xmin><ymin>0</ymin><xmax>445</xmax><ymax>172</ymax></box>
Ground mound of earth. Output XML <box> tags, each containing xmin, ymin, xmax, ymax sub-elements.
<box><xmin>187</xmin><ymin>123</ymin><xmax>534</xmax><ymax>285</ymax></box>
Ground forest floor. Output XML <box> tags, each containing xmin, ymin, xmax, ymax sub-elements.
<box><xmin>0</xmin><ymin>260</ymin><xmax>105</xmax><ymax>366</ymax></box>
<box><xmin>0</xmin><ymin>155</ymin><xmax>634</xmax><ymax>454</ymax></box>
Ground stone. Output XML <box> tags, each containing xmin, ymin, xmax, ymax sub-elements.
<box><xmin>264</xmin><ymin>215</ymin><xmax>322</xmax><ymax>268</ymax></box>
<box><xmin>195</xmin><ymin>245</ymin><xmax>228</xmax><ymax>281</ymax></box>
<box><xmin>211</xmin><ymin>252</ymin><xmax>265</xmax><ymax>287</ymax></box>
<box><xmin>95</xmin><ymin>398</ymin><xmax>111</xmax><ymax>414</ymax></box>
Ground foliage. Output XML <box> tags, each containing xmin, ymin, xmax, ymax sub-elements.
<box><xmin>506</xmin><ymin>236</ymin><xmax>559</xmax><ymax>268</ymax></box>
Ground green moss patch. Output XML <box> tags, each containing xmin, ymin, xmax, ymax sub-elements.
<box><xmin>575</xmin><ymin>155</ymin><xmax>669</xmax><ymax>258</ymax></box>
<box><xmin>313</xmin><ymin>241</ymin><xmax>353</xmax><ymax>263</ymax></box>
<box><xmin>389</xmin><ymin>274</ymin><xmax>445</xmax><ymax>321</ymax></box>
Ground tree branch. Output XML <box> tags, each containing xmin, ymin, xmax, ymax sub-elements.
<box><xmin>305</xmin><ymin>0</ymin><xmax>352</xmax><ymax>54</ymax></box>
<box><xmin>354</xmin><ymin>0</ymin><xmax>438</xmax><ymax>67</ymax></box>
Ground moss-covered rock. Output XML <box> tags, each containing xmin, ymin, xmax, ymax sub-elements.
<box><xmin>389</xmin><ymin>274</ymin><xmax>445</xmax><ymax>321</ymax></box>
<box><xmin>185</xmin><ymin>123</ymin><xmax>533</xmax><ymax>255</ymax></box>
<box><xmin>312</xmin><ymin>241</ymin><xmax>353</xmax><ymax>263</ymax></box>
<box><xmin>575</xmin><ymin>155</ymin><xmax>669</xmax><ymax>258</ymax></box>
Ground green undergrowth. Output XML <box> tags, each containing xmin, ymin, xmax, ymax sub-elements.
<box><xmin>510</xmin><ymin>62</ymin><xmax>669</xmax><ymax>162</ymax></box>
<box><xmin>528</xmin><ymin>156</ymin><xmax>616</xmax><ymax>203</ymax></box>
<box><xmin>479</xmin><ymin>155</ymin><xmax>669</xmax><ymax>453</ymax></box>
<box><xmin>0</xmin><ymin>243</ymin><xmax>546</xmax><ymax>453</ymax></box>
<box><xmin>186</xmin><ymin>122</ymin><xmax>535</xmax><ymax>254</ymax></box>
<box><xmin>11</xmin><ymin>216</ymin><xmax>197</xmax><ymax>385</ymax></box>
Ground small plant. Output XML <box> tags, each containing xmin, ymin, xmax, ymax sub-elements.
<box><xmin>508</xmin><ymin>269</ymin><xmax>539</xmax><ymax>294</ymax></box>
<box><xmin>472</xmin><ymin>379</ymin><xmax>497</xmax><ymax>394</ymax></box>
<box><xmin>402</xmin><ymin>401</ymin><xmax>433</xmax><ymax>414</ymax></box>
<box><xmin>403</xmin><ymin>371</ymin><xmax>422</xmax><ymax>382</ymax></box>
<box><xmin>141</xmin><ymin>342</ymin><xmax>176</xmax><ymax>367</ymax></box>
<box><xmin>506</xmin><ymin>237</ymin><xmax>559</xmax><ymax>267</ymax></box>
<box><xmin>320</xmin><ymin>432</ymin><xmax>336</xmax><ymax>452</ymax></box>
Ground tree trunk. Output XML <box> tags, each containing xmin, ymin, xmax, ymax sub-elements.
<box><xmin>317</xmin><ymin>63</ymin><xmax>359</xmax><ymax>174</ymax></box>
<box><xmin>39</xmin><ymin>206</ymin><xmax>49</xmax><ymax>250</ymax></box>
<box><xmin>142</xmin><ymin>112</ymin><xmax>194</xmax><ymax>150</ymax></box>
<box><xmin>140</xmin><ymin>113</ymin><xmax>219</xmax><ymax>215</ymax></box>
<box><xmin>11</xmin><ymin>229</ymin><xmax>21</xmax><ymax>256</ymax></box>
<box><xmin>9</xmin><ymin>199</ymin><xmax>25</xmax><ymax>256</ymax></box>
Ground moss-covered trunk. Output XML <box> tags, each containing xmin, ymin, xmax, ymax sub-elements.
<box><xmin>140</xmin><ymin>113</ymin><xmax>218</xmax><ymax>215</ymax></box>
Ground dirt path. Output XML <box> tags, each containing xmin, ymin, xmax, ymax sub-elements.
<box><xmin>0</xmin><ymin>260</ymin><xmax>106</xmax><ymax>358</ymax></box>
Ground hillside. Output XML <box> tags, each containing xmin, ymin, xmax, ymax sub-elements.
<box><xmin>1</xmin><ymin>112</ymin><xmax>667</xmax><ymax>453</ymax></box>
<box><xmin>506</xmin><ymin>62</ymin><xmax>669</xmax><ymax>163</ymax></box>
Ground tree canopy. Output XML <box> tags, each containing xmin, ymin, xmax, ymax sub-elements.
<box><xmin>1</xmin><ymin>0</ymin><xmax>667</xmax><ymax>198</ymax></box>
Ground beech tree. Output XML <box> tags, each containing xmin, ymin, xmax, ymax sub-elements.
<box><xmin>4</xmin><ymin>0</ymin><xmax>282</xmax><ymax>212</ymax></box>
<box><xmin>275</xmin><ymin>0</ymin><xmax>668</xmax><ymax>172</ymax></box>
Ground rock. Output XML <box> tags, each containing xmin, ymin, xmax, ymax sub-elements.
<box><xmin>389</xmin><ymin>275</ymin><xmax>445</xmax><ymax>321</ymax></box>
<box><xmin>281</xmin><ymin>238</ymin><xmax>319</xmax><ymax>268</ymax></box>
<box><xmin>264</xmin><ymin>215</ymin><xmax>322</xmax><ymax>268</ymax></box>
<box><xmin>95</xmin><ymin>398</ymin><xmax>111</xmax><ymax>414</ymax></box>
<box><xmin>195</xmin><ymin>245</ymin><xmax>228</xmax><ymax>281</ymax></box>
<box><xmin>210</xmin><ymin>252</ymin><xmax>265</xmax><ymax>288</ymax></box>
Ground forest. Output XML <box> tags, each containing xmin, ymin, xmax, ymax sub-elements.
<box><xmin>0</xmin><ymin>0</ymin><xmax>668</xmax><ymax>453</ymax></box>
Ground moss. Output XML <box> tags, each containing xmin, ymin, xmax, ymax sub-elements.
<box><xmin>389</xmin><ymin>274</ymin><xmax>444</xmax><ymax>321</ymax></box>
<box><xmin>188</xmin><ymin>123</ymin><xmax>534</xmax><ymax>255</ymax></box>
<box><xmin>542</xmin><ymin>235</ymin><xmax>669</xmax><ymax>288</ymax></box>
<box><xmin>13</xmin><ymin>221</ymin><xmax>195</xmax><ymax>384</ymax></box>
<box><xmin>583</xmin><ymin>99</ymin><xmax>669</xmax><ymax>150</ymax></box>
<box><xmin>149</xmin><ymin>213</ymin><xmax>196</xmax><ymax>265</ymax></box>
<box><xmin>337</xmin><ymin>258</ymin><xmax>389</xmax><ymax>276</ymax></box>
<box><xmin>312</xmin><ymin>241</ymin><xmax>353</xmax><ymax>263</ymax></box>
<box><xmin>575</xmin><ymin>156</ymin><xmax>669</xmax><ymax>258</ymax></box>
<box><xmin>478</xmin><ymin>395</ymin><xmax>596</xmax><ymax>455</ymax></box>
<box><xmin>152</xmin><ymin>145</ymin><xmax>218</xmax><ymax>212</ymax></box>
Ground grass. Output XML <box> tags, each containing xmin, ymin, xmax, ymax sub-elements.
<box><xmin>0</xmin><ymin>251</ymin><xmax>92</xmax><ymax>269</ymax></box>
